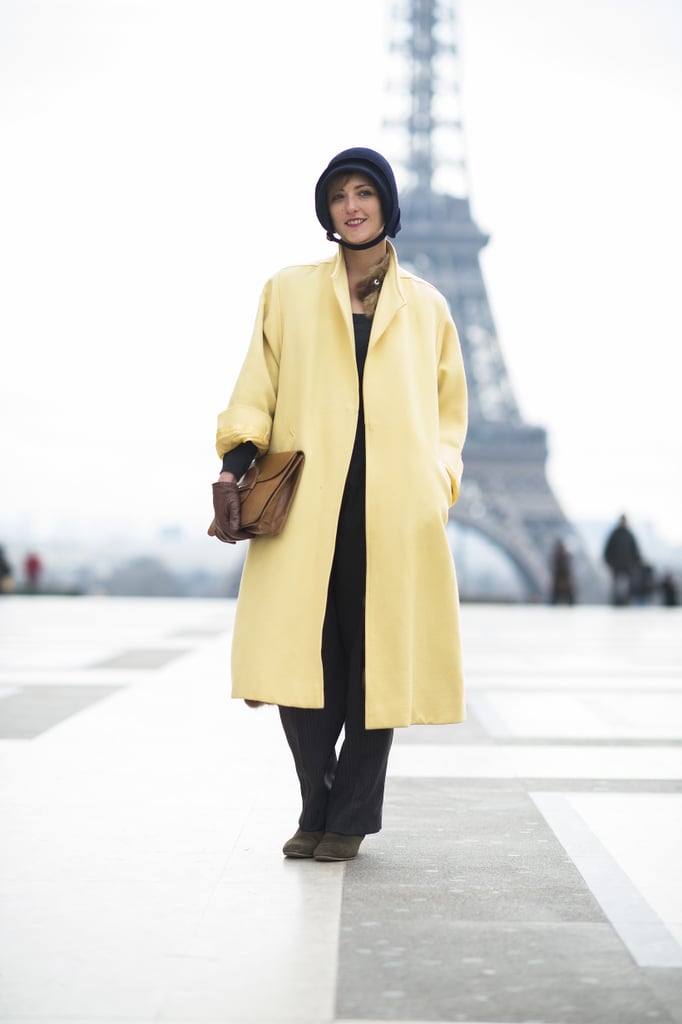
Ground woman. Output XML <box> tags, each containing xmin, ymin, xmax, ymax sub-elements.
<box><xmin>212</xmin><ymin>147</ymin><xmax>467</xmax><ymax>862</ymax></box>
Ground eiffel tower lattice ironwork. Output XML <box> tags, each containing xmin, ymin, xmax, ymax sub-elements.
<box><xmin>384</xmin><ymin>0</ymin><xmax>603</xmax><ymax>601</ymax></box>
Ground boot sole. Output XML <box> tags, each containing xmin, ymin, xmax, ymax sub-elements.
<box><xmin>314</xmin><ymin>853</ymin><xmax>357</xmax><ymax>862</ymax></box>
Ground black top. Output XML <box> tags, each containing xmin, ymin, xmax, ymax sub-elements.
<box><xmin>352</xmin><ymin>312</ymin><xmax>371</xmax><ymax>382</ymax></box>
<box><xmin>348</xmin><ymin>313</ymin><xmax>371</xmax><ymax>475</ymax></box>
<box><xmin>222</xmin><ymin>313</ymin><xmax>372</xmax><ymax>478</ymax></box>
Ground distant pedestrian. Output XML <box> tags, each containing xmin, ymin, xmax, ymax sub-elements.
<box><xmin>603</xmin><ymin>515</ymin><xmax>641</xmax><ymax>606</ymax></box>
<box><xmin>24</xmin><ymin>552</ymin><xmax>43</xmax><ymax>593</ymax></box>
<box><xmin>0</xmin><ymin>545</ymin><xmax>13</xmax><ymax>594</ymax></box>
<box><xmin>659</xmin><ymin>572</ymin><xmax>679</xmax><ymax>607</ymax></box>
<box><xmin>550</xmin><ymin>539</ymin><xmax>575</xmax><ymax>605</ymax></box>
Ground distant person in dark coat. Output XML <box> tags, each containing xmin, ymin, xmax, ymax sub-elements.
<box><xmin>550</xmin><ymin>539</ymin><xmax>575</xmax><ymax>605</ymax></box>
<box><xmin>0</xmin><ymin>546</ymin><xmax>13</xmax><ymax>594</ymax></box>
<box><xmin>603</xmin><ymin>514</ymin><xmax>641</xmax><ymax>606</ymax></box>
<box><xmin>659</xmin><ymin>572</ymin><xmax>679</xmax><ymax>607</ymax></box>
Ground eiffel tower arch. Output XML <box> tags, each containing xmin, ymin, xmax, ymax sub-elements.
<box><xmin>383</xmin><ymin>0</ymin><xmax>604</xmax><ymax>602</ymax></box>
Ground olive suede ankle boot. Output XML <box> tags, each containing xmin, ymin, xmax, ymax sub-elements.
<box><xmin>282</xmin><ymin>828</ymin><xmax>325</xmax><ymax>859</ymax></box>
<box><xmin>314</xmin><ymin>833</ymin><xmax>365</xmax><ymax>862</ymax></box>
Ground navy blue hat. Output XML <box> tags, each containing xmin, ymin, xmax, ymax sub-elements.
<box><xmin>315</xmin><ymin>146</ymin><xmax>401</xmax><ymax>251</ymax></box>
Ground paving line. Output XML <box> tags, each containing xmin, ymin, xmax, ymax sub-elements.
<box><xmin>531</xmin><ymin>791</ymin><xmax>682</xmax><ymax>968</ymax></box>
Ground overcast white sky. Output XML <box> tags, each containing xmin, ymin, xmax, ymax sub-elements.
<box><xmin>1</xmin><ymin>0</ymin><xmax>681</xmax><ymax>549</ymax></box>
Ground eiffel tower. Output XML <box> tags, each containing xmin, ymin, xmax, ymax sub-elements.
<box><xmin>384</xmin><ymin>0</ymin><xmax>603</xmax><ymax>601</ymax></box>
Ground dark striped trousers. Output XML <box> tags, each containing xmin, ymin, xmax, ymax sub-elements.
<box><xmin>278</xmin><ymin>451</ymin><xmax>393</xmax><ymax>836</ymax></box>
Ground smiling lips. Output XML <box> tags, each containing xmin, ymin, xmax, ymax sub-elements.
<box><xmin>346</xmin><ymin>218</ymin><xmax>365</xmax><ymax>227</ymax></box>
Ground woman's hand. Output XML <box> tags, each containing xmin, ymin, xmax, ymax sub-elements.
<box><xmin>211</xmin><ymin>478</ymin><xmax>250</xmax><ymax>543</ymax></box>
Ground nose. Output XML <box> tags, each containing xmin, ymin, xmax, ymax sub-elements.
<box><xmin>344</xmin><ymin>194</ymin><xmax>359</xmax><ymax>213</ymax></box>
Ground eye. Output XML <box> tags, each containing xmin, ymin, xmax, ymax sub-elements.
<box><xmin>330</xmin><ymin>192</ymin><xmax>344</xmax><ymax>203</ymax></box>
<box><xmin>359</xmin><ymin>188</ymin><xmax>374</xmax><ymax>197</ymax></box>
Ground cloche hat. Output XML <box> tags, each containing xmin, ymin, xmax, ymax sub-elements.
<box><xmin>314</xmin><ymin>146</ymin><xmax>401</xmax><ymax>251</ymax></box>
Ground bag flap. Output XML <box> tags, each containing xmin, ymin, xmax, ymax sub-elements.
<box><xmin>246</xmin><ymin>450</ymin><xmax>304</xmax><ymax>484</ymax></box>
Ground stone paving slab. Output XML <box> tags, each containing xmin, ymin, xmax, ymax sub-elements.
<box><xmin>338</xmin><ymin>779</ymin><xmax>682</xmax><ymax>1022</ymax></box>
<box><xmin>0</xmin><ymin>597</ymin><xmax>680</xmax><ymax>1023</ymax></box>
<box><xmin>339</xmin><ymin>919</ymin><xmax>679</xmax><ymax>1022</ymax></box>
<box><xmin>0</xmin><ymin>683</ymin><xmax>123</xmax><ymax>738</ymax></box>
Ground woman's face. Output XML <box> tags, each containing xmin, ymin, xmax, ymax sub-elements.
<box><xmin>328</xmin><ymin>174</ymin><xmax>384</xmax><ymax>246</ymax></box>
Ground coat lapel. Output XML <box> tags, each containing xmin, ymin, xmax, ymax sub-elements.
<box><xmin>330</xmin><ymin>248</ymin><xmax>354</xmax><ymax>333</ymax></box>
<box><xmin>330</xmin><ymin>241</ymin><xmax>407</xmax><ymax>349</ymax></box>
<box><xmin>369</xmin><ymin>242</ymin><xmax>406</xmax><ymax>349</ymax></box>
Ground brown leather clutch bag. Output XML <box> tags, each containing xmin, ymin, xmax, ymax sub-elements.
<box><xmin>208</xmin><ymin>450</ymin><xmax>305</xmax><ymax>539</ymax></box>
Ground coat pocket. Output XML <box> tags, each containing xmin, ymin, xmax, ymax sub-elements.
<box><xmin>433</xmin><ymin>460</ymin><xmax>453</xmax><ymax>525</ymax></box>
<box><xmin>437</xmin><ymin>460</ymin><xmax>453</xmax><ymax>506</ymax></box>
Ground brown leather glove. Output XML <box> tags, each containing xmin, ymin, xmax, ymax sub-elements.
<box><xmin>211</xmin><ymin>481</ymin><xmax>250</xmax><ymax>543</ymax></box>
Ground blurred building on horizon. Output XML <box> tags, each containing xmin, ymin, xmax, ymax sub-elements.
<box><xmin>0</xmin><ymin>515</ymin><xmax>679</xmax><ymax>604</ymax></box>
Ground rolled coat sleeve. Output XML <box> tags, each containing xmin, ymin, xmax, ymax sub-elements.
<box><xmin>215</xmin><ymin>278</ymin><xmax>282</xmax><ymax>458</ymax></box>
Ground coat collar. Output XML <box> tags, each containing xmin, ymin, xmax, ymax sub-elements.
<box><xmin>330</xmin><ymin>241</ymin><xmax>407</xmax><ymax>347</ymax></box>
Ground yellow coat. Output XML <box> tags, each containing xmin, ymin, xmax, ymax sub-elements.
<box><xmin>216</xmin><ymin>243</ymin><xmax>468</xmax><ymax>728</ymax></box>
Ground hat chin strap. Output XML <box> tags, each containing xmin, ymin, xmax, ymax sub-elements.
<box><xmin>326</xmin><ymin>228</ymin><xmax>388</xmax><ymax>251</ymax></box>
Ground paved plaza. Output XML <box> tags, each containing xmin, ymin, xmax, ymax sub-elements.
<box><xmin>0</xmin><ymin>595</ymin><xmax>681</xmax><ymax>1023</ymax></box>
